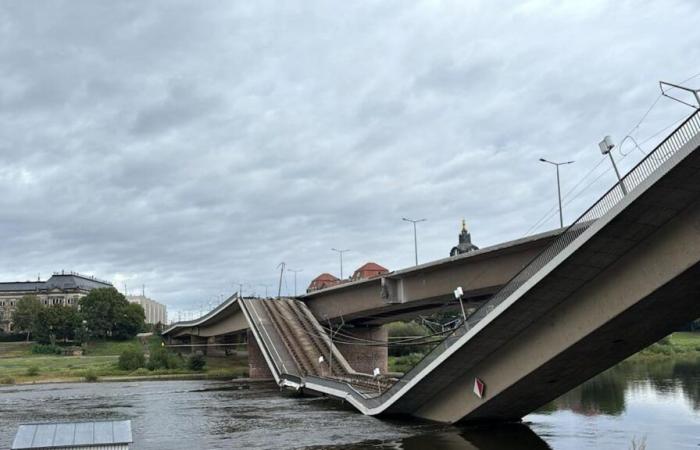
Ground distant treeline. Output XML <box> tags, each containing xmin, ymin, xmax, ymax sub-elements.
<box><xmin>10</xmin><ymin>287</ymin><xmax>146</xmax><ymax>344</ymax></box>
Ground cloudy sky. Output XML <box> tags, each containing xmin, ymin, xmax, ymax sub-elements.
<box><xmin>1</xmin><ymin>0</ymin><xmax>698</xmax><ymax>319</ymax></box>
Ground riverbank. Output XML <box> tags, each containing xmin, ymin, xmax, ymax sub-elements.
<box><xmin>0</xmin><ymin>340</ymin><xmax>248</xmax><ymax>385</ymax></box>
<box><xmin>625</xmin><ymin>331</ymin><xmax>700</xmax><ymax>361</ymax></box>
<box><xmin>3</xmin><ymin>332</ymin><xmax>698</xmax><ymax>385</ymax></box>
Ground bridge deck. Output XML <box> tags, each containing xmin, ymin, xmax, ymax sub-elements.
<box><xmin>165</xmin><ymin>110</ymin><xmax>700</xmax><ymax>424</ymax></box>
<box><xmin>241</xmin><ymin>298</ymin><xmax>396</xmax><ymax>394</ymax></box>
<box><xmin>237</xmin><ymin>110</ymin><xmax>700</xmax><ymax>423</ymax></box>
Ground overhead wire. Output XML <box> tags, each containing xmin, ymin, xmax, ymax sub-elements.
<box><xmin>320</xmin><ymin>321</ymin><xmax>460</xmax><ymax>345</ymax></box>
<box><xmin>524</xmin><ymin>156</ymin><xmax>607</xmax><ymax>236</ymax></box>
<box><xmin>524</xmin><ymin>72</ymin><xmax>700</xmax><ymax>236</ymax></box>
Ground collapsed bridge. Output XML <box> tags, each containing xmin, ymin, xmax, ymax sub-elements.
<box><xmin>165</xmin><ymin>110</ymin><xmax>700</xmax><ymax>423</ymax></box>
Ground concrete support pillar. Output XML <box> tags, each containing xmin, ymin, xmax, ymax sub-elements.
<box><xmin>247</xmin><ymin>330</ymin><xmax>273</xmax><ymax>379</ymax></box>
<box><xmin>207</xmin><ymin>336</ymin><xmax>228</xmax><ymax>356</ymax></box>
<box><xmin>190</xmin><ymin>335</ymin><xmax>207</xmax><ymax>355</ymax></box>
<box><xmin>336</xmin><ymin>325</ymin><xmax>388</xmax><ymax>375</ymax></box>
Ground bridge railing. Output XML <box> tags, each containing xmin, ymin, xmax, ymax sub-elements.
<box><xmin>379</xmin><ymin>109</ymin><xmax>700</xmax><ymax>399</ymax></box>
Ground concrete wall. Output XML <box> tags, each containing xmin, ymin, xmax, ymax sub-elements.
<box><xmin>336</xmin><ymin>325</ymin><xmax>388</xmax><ymax>374</ymax></box>
<box><xmin>247</xmin><ymin>330</ymin><xmax>273</xmax><ymax>379</ymax></box>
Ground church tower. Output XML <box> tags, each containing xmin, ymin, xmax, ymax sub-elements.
<box><xmin>450</xmin><ymin>219</ymin><xmax>479</xmax><ymax>256</ymax></box>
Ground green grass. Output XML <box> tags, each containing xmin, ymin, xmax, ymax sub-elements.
<box><xmin>82</xmin><ymin>339</ymin><xmax>142</xmax><ymax>356</ymax></box>
<box><xmin>667</xmin><ymin>332</ymin><xmax>700</xmax><ymax>350</ymax></box>
<box><xmin>0</xmin><ymin>336</ymin><xmax>248</xmax><ymax>384</ymax></box>
<box><xmin>627</xmin><ymin>332</ymin><xmax>700</xmax><ymax>361</ymax></box>
<box><xmin>0</xmin><ymin>342</ymin><xmax>33</xmax><ymax>358</ymax></box>
<box><xmin>0</xmin><ymin>354</ymin><xmax>121</xmax><ymax>381</ymax></box>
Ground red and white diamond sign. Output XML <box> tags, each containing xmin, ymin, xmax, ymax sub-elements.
<box><xmin>473</xmin><ymin>377</ymin><xmax>485</xmax><ymax>399</ymax></box>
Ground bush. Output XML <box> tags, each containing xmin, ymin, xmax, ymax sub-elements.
<box><xmin>386</xmin><ymin>321</ymin><xmax>432</xmax><ymax>356</ymax></box>
<box><xmin>0</xmin><ymin>376</ymin><xmax>15</xmax><ymax>385</ymax></box>
<box><xmin>26</xmin><ymin>366</ymin><xmax>40</xmax><ymax>376</ymax></box>
<box><xmin>31</xmin><ymin>344</ymin><xmax>63</xmax><ymax>355</ymax></box>
<box><xmin>83</xmin><ymin>369</ymin><xmax>99</xmax><ymax>382</ymax></box>
<box><xmin>147</xmin><ymin>347</ymin><xmax>182</xmax><ymax>370</ymax></box>
<box><xmin>118</xmin><ymin>348</ymin><xmax>145</xmax><ymax>371</ymax></box>
<box><xmin>389</xmin><ymin>352</ymin><xmax>426</xmax><ymax>373</ymax></box>
<box><xmin>187</xmin><ymin>354</ymin><xmax>207</xmax><ymax>371</ymax></box>
<box><xmin>130</xmin><ymin>368</ymin><xmax>150</xmax><ymax>376</ymax></box>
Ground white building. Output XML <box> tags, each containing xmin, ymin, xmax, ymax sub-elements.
<box><xmin>127</xmin><ymin>295</ymin><xmax>167</xmax><ymax>325</ymax></box>
<box><xmin>0</xmin><ymin>272</ymin><xmax>113</xmax><ymax>333</ymax></box>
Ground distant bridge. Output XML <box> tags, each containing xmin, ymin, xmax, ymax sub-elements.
<box><xmin>164</xmin><ymin>109</ymin><xmax>700</xmax><ymax>423</ymax></box>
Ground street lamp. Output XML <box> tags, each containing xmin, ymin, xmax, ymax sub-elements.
<box><xmin>235</xmin><ymin>282</ymin><xmax>244</xmax><ymax>297</ymax></box>
<box><xmin>402</xmin><ymin>217</ymin><xmax>426</xmax><ymax>266</ymax></box>
<box><xmin>331</xmin><ymin>248</ymin><xmax>350</xmax><ymax>279</ymax></box>
<box><xmin>258</xmin><ymin>283</ymin><xmax>272</xmax><ymax>298</ymax></box>
<box><xmin>287</xmin><ymin>269</ymin><xmax>303</xmax><ymax>296</ymax></box>
<box><xmin>598</xmin><ymin>136</ymin><xmax>627</xmax><ymax>196</ymax></box>
<box><xmin>538</xmin><ymin>158</ymin><xmax>574</xmax><ymax>228</ymax></box>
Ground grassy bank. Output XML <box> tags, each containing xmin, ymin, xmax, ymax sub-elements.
<box><xmin>626</xmin><ymin>332</ymin><xmax>700</xmax><ymax>361</ymax></box>
<box><xmin>0</xmin><ymin>338</ymin><xmax>248</xmax><ymax>385</ymax></box>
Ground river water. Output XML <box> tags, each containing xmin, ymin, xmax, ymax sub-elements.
<box><xmin>1</xmin><ymin>358</ymin><xmax>698</xmax><ymax>449</ymax></box>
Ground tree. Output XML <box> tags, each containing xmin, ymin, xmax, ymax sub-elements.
<box><xmin>113</xmin><ymin>303</ymin><xmax>145</xmax><ymax>340</ymax></box>
<box><xmin>79</xmin><ymin>288</ymin><xmax>145</xmax><ymax>340</ymax></box>
<box><xmin>34</xmin><ymin>305</ymin><xmax>81</xmax><ymax>344</ymax></box>
<box><xmin>80</xmin><ymin>288</ymin><xmax>122</xmax><ymax>339</ymax></box>
<box><xmin>12</xmin><ymin>295</ymin><xmax>42</xmax><ymax>341</ymax></box>
<box><xmin>52</xmin><ymin>306</ymin><xmax>81</xmax><ymax>341</ymax></box>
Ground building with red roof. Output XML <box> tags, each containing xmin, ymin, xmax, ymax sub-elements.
<box><xmin>351</xmin><ymin>262</ymin><xmax>388</xmax><ymax>281</ymax></box>
<box><xmin>307</xmin><ymin>273</ymin><xmax>340</xmax><ymax>292</ymax></box>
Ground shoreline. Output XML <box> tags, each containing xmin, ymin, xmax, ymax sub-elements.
<box><xmin>1</xmin><ymin>373</ymin><xmax>275</xmax><ymax>387</ymax></box>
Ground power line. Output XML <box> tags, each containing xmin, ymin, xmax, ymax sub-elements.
<box><xmin>524</xmin><ymin>73</ymin><xmax>700</xmax><ymax>236</ymax></box>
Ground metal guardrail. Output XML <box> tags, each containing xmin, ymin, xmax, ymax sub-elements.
<box><xmin>378</xmin><ymin>109</ymin><xmax>700</xmax><ymax>399</ymax></box>
<box><xmin>256</xmin><ymin>110</ymin><xmax>700</xmax><ymax>411</ymax></box>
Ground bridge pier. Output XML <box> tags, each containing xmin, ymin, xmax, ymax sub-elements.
<box><xmin>190</xmin><ymin>335</ymin><xmax>208</xmax><ymax>355</ymax></box>
<box><xmin>247</xmin><ymin>330</ymin><xmax>273</xmax><ymax>379</ymax></box>
<box><xmin>336</xmin><ymin>325</ymin><xmax>388</xmax><ymax>375</ymax></box>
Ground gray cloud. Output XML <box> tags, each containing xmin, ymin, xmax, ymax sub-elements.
<box><xmin>1</xmin><ymin>0</ymin><xmax>699</xmax><ymax>318</ymax></box>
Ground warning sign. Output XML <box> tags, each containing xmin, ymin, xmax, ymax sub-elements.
<box><xmin>473</xmin><ymin>377</ymin><xmax>485</xmax><ymax>399</ymax></box>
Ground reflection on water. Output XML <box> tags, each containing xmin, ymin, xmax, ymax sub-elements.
<box><xmin>0</xmin><ymin>357</ymin><xmax>698</xmax><ymax>449</ymax></box>
<box><xmin>541</xmin><ymin>357</ymin><xmax>700</xmax><ymax>416</ymax></box>
<box><xmin>312</xmin><ymin>423</ymin><xmax>552</xmax><ymax>450</ymax></box>
<box><xmin>529</xmin><ymin>356</ymin><xmax>700</xmax><ymax>450</ymax></box>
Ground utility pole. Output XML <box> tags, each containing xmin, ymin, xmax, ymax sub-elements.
<box><xmin>539</xmin><ymin>158</ymin><xmax>574</xmax><ymax>227</ymax></box>
<box><xmin>277</xmin><ymin>262</ymin><xmax>286</xmax><ymax>299</ymax></box>
<box><xmin>287</xmin><ymin>269</ymin><xmax>303</xmax><ymax>296</ymax></box>
<box><xmin>598</xmin><ymin>136</ymin><xmax>627</xmax><ymax>195</ymax></box>
<box><xmin>234</xmin><ymin>282</ymin><xmax>244</xmax><ymax>298</ymax></box>
<box><xmin>331</xmin><ymin>248</ymin><xmax>349</xmax><ymax>279</ymax></box>
<box><xmin>402</xmin><ymin>217</ymin><xmax>426</xmax><ymax>265</ymax></box>
<box><xmin>258</xmin><ymin>284</ymin><xmax>272</xmax><ymax>298</ymax></box>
